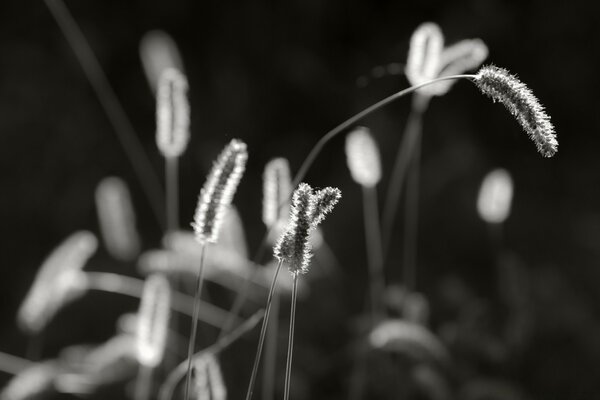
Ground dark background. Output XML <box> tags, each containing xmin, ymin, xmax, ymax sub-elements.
<box><xmin>1</xmin><ymin>0</ymin><xmax>600</xmax><ymax>399</ymax></box>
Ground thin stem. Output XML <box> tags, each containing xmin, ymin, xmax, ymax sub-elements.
<box><xmin>244</xmin><ymin>259</ymin><xmax>284</xmax><ymax>400</ymax></box>
<box><xmin>84</xmin><ymin>271</ymin><xmax>237</xmax><ymax>328</ymax></box>
<box><xmin>381</xmin><ymin>95</ymin><xmax>428</xmax><ymax>262</ymax></box>
<box><xmin>184</xmin><ymin>243</ymin><xmax>208</xmax><ymax>400</ymax></box>
<box><xmin>362</xmin><ymin>185</ymin><xmax>385</xmax><ymax>321</ymax></box>
<box><xmin>262</xmin><ymin>291</ymin><xmax>280</xmax><ymax>400</ymax></box>
<box><xmin>166</xmin><ymin>156</ymin><xmax>179</xmax><ymax>233</ymax></box>
<box><xmin>283</xmin><ymin>274</ymin><xmax>299</xmax><ymax>400</ymax></box>
<box><xmin>134</xmin><ymin>364</ymin><xmax>153</xmax><ymax>400</ymax></box>
<box><xmin>25</xmin><ymin>332</ymin><xmax>44</xmax><ymax>362</ymax></box>
<box><xmin>43</xmin><ymin>0</ymin><xmax>165</xmax><ymax>229</ymax></box>
<box><xmin>0</xmin><ymin>351</ymin><xmax>32</xmax><ymax>375</ymax></box>
<box><xmin>159</xmin><ymin>309</ymin><xmax>265</xmax><ymax>400</ymax></box>
<box><xmin>290</xmin><ymin>74</ymin><xmax>475</xmax><ymax>189</ymax></box>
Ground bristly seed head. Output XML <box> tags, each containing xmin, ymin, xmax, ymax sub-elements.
<box><xmin>156</xmin><ymin>67</ymin><xmax>190</xmax><ymax>158</ymax></box>
<box><xmin>262</xmin><ymin>158</ymin><xmax>292</xmax><ymax>228</ymax></box>
<box><xmin>192</xmin><ymin>139</ymin><xmax>248</xmax><ymax>244</ymax></box>
<box><xmin>474</xmin><ymin>65</ymin><xmax>558</xmax><ymax>157</ymax></box>
<box><xmin>274</xmin><ymin>183</ymin><xmax>341</xmax><ymax>276</ymax></box>
<box><xmin>345</xmin><ymin>127</ymin><xmax>382</xmax><ymax>187</ymax></box>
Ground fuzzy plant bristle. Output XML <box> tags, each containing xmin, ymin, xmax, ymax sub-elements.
<box><xmin>156</xmin><ymin>67</ymin><xmax>190</xmax><ymax>158</ymax></box>
<box><xmin>474</xmin><ymin>65</ymin><xmax>558</xmax><ymax>157</ymax></box>
<box><xmin>192</xmin><ymin>139</ymin><xmax>248</xmax><ymax>244</ymax></box>
<box><xmin>274</xmin><ymin>183</ymin><xmax>341</xmax><ymax>275</ymax></box>
<box><xmin>345</xmin><ymin>126</ymin><xmax>382</xmax><ymax>187</ymax></box>
<box><xmin>136</xmin><ymin>274</ymin><xmax>171</xmax><ymax>367</ymax></box>
<box><xmin>140</xmin><ymin>30</ymin><xmax>184</xmax><ymax>93</ymax></box>
<box><xmin>405</xmin><ymin>22</ymin><xmax>444</xmax><ymax>89</ymax></box>
<box><xmin>262</xmin><ymin>157</ymin><xmax>292</xmax><ymax>228</ymax></box>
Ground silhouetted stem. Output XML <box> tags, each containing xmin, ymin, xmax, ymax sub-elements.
<box><xmin>362</xmin><ymin>185</ymin><xmax>385</xmax><ymax>320</ymax></box>
<box><xmin>134</xmin><ymin>364</ymin><xmax>153</xmax><ymax>400</ymax></box>
<box><xmin>283</xmin><ymin>274</ymin><xmax>299</xmax><ymax>400</ymax></box>
<box><xmin>166</xmin><ymin>156</ymin><xmax>179</xmax><ymax>233</ymax></box>
<box><xmin>262</xmin><ymin>291</ymin><xmax>280</xmax><ymax>400</ymax></box>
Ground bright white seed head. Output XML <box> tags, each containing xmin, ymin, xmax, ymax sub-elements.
<box><xmin>140</xmin><ymin>30</ymin><xmax>184</xmax><ymax>93</ymax></box>
<box><xmin>262</xmin><ymin>158</ymin><xmax>292</xmax><ymax>228</ymax></box>
<box><xmin>17</xmin><ymin>231</ymin><xmax>97</xmax><ymax>334</ymax></box>
<box><xmin>423</xmin><ymin>38</ymin><xmax>489</xmax><ymax>97</ymax></box>
<box><xmin>477</xmin><ymin>168</ymin><xmax>514</xmax><ymax>224</ymax></box>
<box><xmin>95</xmin><ymin>177</ymin><xmax>141</xmax><ymax>261</ymax></box>
<box><xmin>136</xmin><ymin>274</ymin><xmax>171</xmax><ymax>367</ymax></box>
<box><xmin>193</xmin><ymin>353</ymin><xmax>227</xmax><ymax>400</ymax></box>
<box><xmin>192</xmin><ymin>139</ymin><xmax>248</xmax><ymax>244</ymax></box>
<box><xmin>406</xmin><ymin>22</ymin><xmax>444</xmax><ymax>90</ymax></box>
<box><xmin>474</xmin><ymin>65</ymin><xmax>558</xmax><ymax>157</ymax></box>
<box><xmin>274</xmin><ymin>183</ymin><xmax>341</xmax><ymax>275</ymax></box>
<box><xmin>156</xmin><ymin>67</ymin><xmax>190</xmax><ymax>158</ymax></box>
<box><xmin>345</xmin><ymin>127</ymin><xmax>382</xmax><ymax>187</ymax></box>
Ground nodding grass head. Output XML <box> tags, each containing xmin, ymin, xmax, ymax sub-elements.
<box><xmin>192</xmin><ymin>139</ymin><xmax>248</xmax><ymax>244</ymax></box>
<box><xmin>474</xmin><ymin>65</ymin><xmax>557</xmax><ymax>157</ymax></box>
<box><xmin>136</xmin><ymin>273</ymin><xmax>171</xmax><ymax>368</ymax></box>
<box><xmin>274</xmin><ymin>183</ymin><xmax>341</xmax><ymax>275</ymax></box>
<box><xmin>477</xmin><ymin>168</ymin><xmax>514</xmax><ymax>224</ymax></box>
<box><xmin>156</xmin><ymin>67</ymin><xmax>190</xmax><ymax>158</ymax></box>
<box><xmin>345</xmin><ymin>126</ymin><xmax>382</xmax><ymax>188</ymax></box>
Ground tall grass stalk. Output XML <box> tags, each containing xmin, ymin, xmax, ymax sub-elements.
<box><xmin>262</xmin><ymin>289</ymin><xmax>280</xmax><ymax>400</ymax></box>
<box><xmin>166</xmin><ymin>157</ymin><xmax>179</xmax><ymax>233</ymax></box>
<box><xmin>283</xmin><ymin>274</ymin><xmax>299</xmax><ymax>400</ymax></box>
<box><xmin>244</xmin><ymin>259</ymin><xmax>284</xmax><ymax>400</ymax></box>
<box><xmin>362</xmin><ymin>185</ymin><xmax>385</xmax><ymax>319</ymax></box>
<box><xmin>183</xmin><ymin>243</ymin><xmax>207</xmax><ymax>400</ymax></box>
<box><xmin>43</xmin><ymin>0</ymin><xmax>164</xmax><ymax>228</ymax></box>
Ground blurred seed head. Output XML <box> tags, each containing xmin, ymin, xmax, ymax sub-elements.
<box><xmin>17</xmin><ymin>231</ymin><xmax>97</xmax><ymax>334</ymax></box>
<box><xmin>156</xmin><ymin>68</ymin><xmax>190</xmax><ymax>158</ymax></box>
<box><xmin>192</xmin><ymin>139</ymin><xmax>248</xmax><ymax>244</ymax></box>
<box><xmin>193</xmin><ymin>353</ymin><xmax>227</xmax><ymax>400</ymax></box>
<box><xmin>0</xmin><ymin>362</ymin><xmax>58</xmax><ymax>400</ymax></box>
<box><xmin>136</xmin><ymin>274</ymin><xmax>171</xmax><ymax>367</ymax></box>
<box><xmin>140</xmin><ymin>30</ymin><xmax>184</xmax><ymax>93</ymax></box>
<box><xmin>477</xmin><ymin>168</ymin><xmax>514</xmax><ymax>224</ymax></box>
<box><xmin>95</xmin><ymin>177</ymin><xmax>141</xmax><ymax>261</ymax></box>
<box><xmin>406</xmin><ymin>22</ymin><xmax>444</xmax><ymax>90</ymax></box>
<box><xmin>474</xmin><ymin>65</ymin><xmax>558</xmax><ymax>157</ymax></box>
<box><xmin>345</xmin><ymin>127</ymin><xmax>382</xmax><ymax>187</ymax></box>
<box><xmin>262</xmin><ymin>158</ymin><xmax>292</xmax><ymax>228</ymax></box>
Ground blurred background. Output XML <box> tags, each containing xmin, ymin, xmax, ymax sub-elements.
<box><xmin>1</xmin><ymin>0</ymin><xmax>600</xmax><ymax>399</ymax></box>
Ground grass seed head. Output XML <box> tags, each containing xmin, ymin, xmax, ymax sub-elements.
<box><xmin>193</xmin><ymin>353</ymin><xmax>227</xmax><ymax>400</ymax></box>
<box><xmin>140</xmin><ymin>30</ymin><xmax>184</xmax><ymax>93</ymax></box>
<box><xmin>192</xmin><ymin>139</ymin><xmax>248</xmax><ymax>244</ymax></box>
<box><xmin>262</xmin><ymin>157</ymin><xmax>292</xmax><ymax>228</ymax></box>
<box><xmin>156</xmin><ymin>67</ymin><xmax>190</xmax><ymax>158</ymax></box>
<box><xmin>310</xmin><ymin>187</ymin><xmax>342</xmax><ymax>228</ymax></box>
<box><xmin>345</xmin><ymin>127</ymin><xmax>382</xmax><ymax>187</ymax></box>
<box><xmin>406</xmin><ymin>22</ymin><xmax>444</xmax><ymax>89</ymax></box>
<box><xmin>474</xmin><ymin>65</ymin><xmax>558</xmax><ymax>157</ymax></box>
<box><xmin>477</xmin><ymin>168</ymin><xmax>514</xmax><ymax>224</ymax></box>
<box><xmin>136</xmin><ymin>274</ymin><xmax>171</xmax><ymax>367</ymax></box>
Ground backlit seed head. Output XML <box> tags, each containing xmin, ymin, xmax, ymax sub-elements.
<box><xmin>309</xmin><ymin>187</ymin><xmax>342</xmax><ymax>228</ymax></box>
<box><xmin>156</xmin><ymin>68</ymin><xmax>190</xmax><ymax>158</ymax></box>
<box><xmin>474</xmin><ymin>65</ymin><xmax>558</xmax><ymax>157</ymax></box>
<box><xmin>262</xmin><ymin>158</ymin><xmax>292</xmax><ymax>228</ymax></box>
<box><xmin>95</xmin><ymin>177</ymin><xmax>141</xmax><ymax>261</ymax></box>
<box><xmin>136</xmin><ymin>274</ymin><xmax>171</xmax><ymax>367</ymax></box>
<box><xmin>139</xmin><ymin>30</ymin><xmax>184</xmax><ymax>93</ymax></box>
<box><xmin>192</xmin><ymin>139</ymin><xmax>248</xmax><ymax>244</ymax></box>
<box><xmin>406</xmin><ymin>22</ymin><xmax>444</xmax><ymax>89</ymax></box>
<box><xmin>477</xmin><ymin>168</ymin><xmax>514</xmax><ymax>224</ymax></box>
<box><xmin>345</xmin><ymin>127</ymin><xmax>382</xmax><ymax>187</ymax></box>
<box><xmin>193</xmin><ymin>353</ymin><xmax>227</xmax><ymax>400</ymax></box>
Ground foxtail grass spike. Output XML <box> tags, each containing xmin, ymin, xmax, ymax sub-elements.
<box><xmin>95</xmin><ymin>177</ymin><xmax>141</xmax><ymax>261</ymax></box>
<box><xmin>405</xmin><ymin>22</ymin><xmax>444</xmax><ymax>89</ymax></box>
<box><xmin>345</xmin><ymin>127</ymin><xmax>382</xmax><ymax>187</ymax></box>
<box><xmin>309</xmin><ymin>187</ymin><xmax>342</xmax><ymax>228</ymax></box>
<box><xmin>193</xmin><ymin>353</ymin><xmax>227</xmax><ymax>400</ymax></box>
<box><xmin>477</xmin><ymin>168</ymin><xmax>514</xmax><ymax>224</ymax></box>
<box><xmin>156</xmin><ymin>68</ymin><xmax>190</xmax><ymax>159</ymax></box>
<box><xmin>136</xmin><ymin>274</ymin><xmax>172</xmax><ymax>367</ymax></box>
<box><xmin>192</xmin><ymin>139</ymin><xmax>248</xmax><ymax>244</ymax></box>
<box><xmin>262</xmin><ymin>158</ymin><xmax>292</xmax><ymax>228</ymax></box>
<box><xmin>474</xmin><ymin>65</ymin><xmax>558</xmax><ymax>157</ymax></box>
<box><xmin>17</xmin><ymin>231</ymin><xmax>97</xmax><ymax>334</ymax></box>
<box><xmin>140</xmin><ymin>30</ymin><xmax>184</xmax><ymax>93</ymax></box>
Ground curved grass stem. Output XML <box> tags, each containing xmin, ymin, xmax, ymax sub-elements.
<box><xmin>262</xmin><ymin>290</ymin><xmax>280</xmax><ymax>400</ymax></box>
<box><xmin>183</xmin><ymin>243</ymin><xmax>207</xmax><ymax>400</ymax></box>
<box><xmin>0</xmin><ymin>351</ymin><xmax>32</xmax><ymax>375</ymax></box>
<box><xmin>283</xmin><ymin>274</ymin><xmax>299</xmax><ymax>400</ymax></box>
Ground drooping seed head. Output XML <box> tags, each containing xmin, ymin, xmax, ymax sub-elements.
<box><xmin>139</xmin><ymin>30</ymin><xmax>184</xmax><ymax>93</ymax></box>
<box><xmin>477</xmin><ymin>168</ymin><xmax>514</xmax><ymax>224</ymax></box>
<box><xmin>424</xmin><ymin>38</ymin><xmax>489</xmax><ymax>97</ymax></box>
<box><xmin>309</xmin><ymin>187</ymin><xmax>342</xmax><ymax>228</ymax></box>
<box><xmin>156</xmin><ymin>67</ymin><xmax>190</xmax><ymax>158</ymax></box>
<box><xmin>17</xmin><ymin>231</ymin><xmax>97</xmax><ymax>334</ymax></box>
<box><xmin>262</xmin><ymin>158</ymin><xmax>292</xmax><ymax>228</ymax></box>
<box><xmin>193</xmin><ymin>353</ymin><xmax>227</xmax><ymax>400</ymax></box>
<box><xmin>345</xmin><ymin>127</ymin><xmax>382</xmax><ymax>187</ymax></box>
<box><xmin>474</xmin><ymin>65</ymin><xmax>558</xmax><ymax>157</ymax></box>
<box><xmin>406</xmin><ymin>22</ymin><xmax>444</xmax><ymax>89</ymax></box>
<box><xmin>273</xmin><ymin>183</ymin><xmax>315</xmax><ymax>275</ymax></box>
<box><xmin>192</xmin><ymin>139</ymin><xmax>248</xmax><ymax>244</ymax></box>
<box><xmin>95</xmin><ymin>177</ymin><xmax>141</xmax><ymax>261</ymax></box>
<box><xmin>136</xmin><ymin>274</ymin><xmax>171</xmax><ymax>367</ymax></box>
